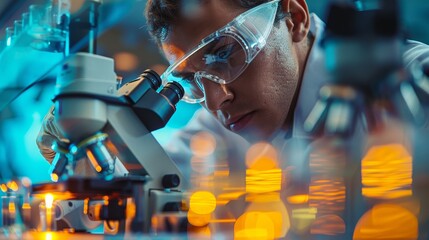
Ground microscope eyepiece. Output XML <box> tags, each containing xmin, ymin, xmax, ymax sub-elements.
<box><xmin>140</xmin><ymin>69</ymin><xmax>162</xmax><ymax>90</ymax></box>
<box><xmin>160</xmin><ymin>81</ymin><xmax>185</xmax><ymax>106</ymax></box>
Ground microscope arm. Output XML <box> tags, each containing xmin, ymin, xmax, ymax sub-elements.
<box><xmin>104</xmin><ymin>104</ymin><xmax>185</xmax><ymax>188</ymax></box>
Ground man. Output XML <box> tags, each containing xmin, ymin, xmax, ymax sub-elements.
<box><xmin>144</xmin><ymin>0</ymin><xmax>429</xmax><ymax>176</ymax></box>
<box><xmin>37</xmin><ymin>0</ymin><xmax>429</xmax><ymax>237</ymax></box>
<box><xmin>38</xmin><ymin>0</ymin><xmax>429</xmax><ymax>173</ymax></box>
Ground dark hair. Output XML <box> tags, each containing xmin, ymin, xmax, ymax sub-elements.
<box><xmin>145</xmin><ymin>0</ymin><xmax>287</xmax><ymax>43</ymax></box>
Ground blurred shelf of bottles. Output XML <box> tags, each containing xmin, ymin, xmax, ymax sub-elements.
<box><xmin>0</xmin><ymin>0</ymin><xmax>70</xmax><ymax>90</ymax></box>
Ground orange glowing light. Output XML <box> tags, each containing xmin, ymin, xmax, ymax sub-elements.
<box><xmin>126</xmin><ymin>200</ymin><xmax>136</xmax><ymax>220</ymax></box>
<box><xmin>190</xmin><ymin>132</ymin><xmax>217</xmax><ymax>157</ymax></box>
<box><xmin>114</xmin><ymin>52</ymin><xmax>139</xmax><ymax>72</ymax></box>
<box><xmin>217</xmin><ymin>191</ymin><xmax>246</xmax><ymax>202</ymax></box>
<box><xmin>246</xmin><ymin>169</ymin><xmax>282</xmax><ymax>193</ymax></box>
<box><xmin>245</xmin><ymin>142</ymin><xmax>278</xmax><ymax>170</ymax></box>
<box><xmin>8</xmin><ymin>200</ymin><xmax>16</xmax><ymax>214</ymax></box>
<box><xmin>287</xmin><ymin>194</ymin><xmax>309</xmax><ymax>205</ymax></box>
<box><xmin>103</xmin><ymin>196</ymin><xmax>109</xmax><ymax>205</ymax></box>
<box><xmin>45</xmin><ymin>232</ymin><xmax>53</xmax><ymax>240</ymax></box>
<box><xmin>244</xmin><ymin>192</ymin><xmax>290</xmax><ymax>238</ymax></box>
<box><xmin>353</xmin><ymin>204</ymin><xmax>418</xmax><ymax>239</ymax></box>
<box><xmin>190</xmin><ymin>191</ymin><xmax>216</xmax><ymax>215</ymax></box>
<box><xmin>235</xmin><ymin>212</ymin><xmax>275</xmax><ymax>240</ymax></box>
<box><xmin>22</xmin><ymin>202</ymin><xmax>31</xmax><ymax>210</ymax></box>
<box><xmin>0</xmin><ymin>184</ymin><xmax>7</xmax><ymax>192</ymax></box>
<box><xmin>45</xmin><ymin>194</ymin><xmax>54</xmax><ymax>209</ymax></box>
<box><xmin>187</xmin><ymin>210</ymin><xmax>211</xmax><ymax>227</ymax></box>
<box><xmin>86</xmin><ymin>150</ymin><xmax>102</xmax><ymax>173</ymax></box>
<box><xmin>51</xmin><ymin>173</ymin><xmax>59</xmax><ymax>182</ymax></box>
<box><xmin>7</xmin><ymin>180</ymin><xmax>19</xmax><ymax>192</ymax></box>
<box><xmin>361</xmin><ymin>144</ymin><xmax>413</xmax><ymax>199</ymax></box>
<box><xmin>83</xmin><ymin>198</ymin><xmax>89</xmax><ymax>214</ymax></box>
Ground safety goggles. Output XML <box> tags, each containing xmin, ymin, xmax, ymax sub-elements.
<box><xmin>160</xmin><ymin>0</ymin><xmax>281</xmax><ymax>103</ymax></box>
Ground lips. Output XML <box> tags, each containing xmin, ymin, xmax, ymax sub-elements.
<box><xmin>226</xmin><ymin>112</ymin><xmax>254</xmax><ymax>132</ymax></box>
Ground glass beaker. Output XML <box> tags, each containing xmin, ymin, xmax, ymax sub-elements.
<box><xmin>5</xmin><ymin>27</ymin><xmax>14</xmax><ymax>47</ymax></box>
<box><xmin>28</xmin><ymin>3</ymin><xmax>69</xmax><ymax>53</ymax></box>
<box><xmin>39</xmin><ymin>200</ymin><xmax>57</xmax><ymax>232</ymax></box>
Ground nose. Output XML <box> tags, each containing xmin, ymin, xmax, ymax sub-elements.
<box><xmin>201</xmin><ymin>79</ymin><xmax>234</xmax><ymax>111</ymax></box>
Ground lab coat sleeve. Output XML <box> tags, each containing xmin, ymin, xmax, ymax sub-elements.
<box><xmin>403</xmin><ymin>40</ymin><xmax>429</xmax><ymax>68</ymax></box>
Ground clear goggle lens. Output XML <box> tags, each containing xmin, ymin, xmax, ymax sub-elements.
<box><xmin>164</xmin><ymin>35</ymin><xmax>247</xmax><ymax>103</ymax></box>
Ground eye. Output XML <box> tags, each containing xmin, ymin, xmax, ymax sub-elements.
<box><xmin>203</xmin><ymin>42</ymin><xmax>237</xmax><ymax>65</ymax></box>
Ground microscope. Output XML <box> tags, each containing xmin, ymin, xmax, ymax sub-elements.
<box><xmin>304</xmin><ymin>0</ymin><xmax>429</xmax><ymax>136</ymax></box>
<box><xmin>302</xmin><ymin>1</ymin><xmax>429</xmax><ymax>239</ymax></box>
<box><xmin>31</xmin><ymin>52</ymin><xmax>187</xmax><ymax>234</ymax></box>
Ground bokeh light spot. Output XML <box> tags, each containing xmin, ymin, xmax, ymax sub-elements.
<box><xmin>361</xmin><ymin>144</ymin><xmax>412</xmax><ymax>199</ymax></box>
<box><xmin>189</xmin><ymin>191</ymin><xmax>216</xmax><ymax>215</ymax></box>
<box><xmin>190</xmin><ymin>132</ymin><xmax>216</xmax><ymax>157</ymax></box>
<box><xmin>114</xmin><ymin>52</ymin><xmax>139</xmax><ymax>72</ymax></box>
<box><xmin>245</xmin><ymin>142</ymin><xmax>278</xmax><ymax>170</ymax></box>
<box><xmin>235</xmin><ymin>212</ymin><xmax>275</xmax><ymax>240</ymax></box>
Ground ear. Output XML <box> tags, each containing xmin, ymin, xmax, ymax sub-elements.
<box><xmin>281</xmin><ymin>0</ymin><xmax>311</xmax><ymax>43</ymax></box>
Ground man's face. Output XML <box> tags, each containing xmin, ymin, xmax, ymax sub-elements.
<box><xmin>161</xmin><ymin>0</ymin><xmax>303</xmax><ymax>142</ymax></box>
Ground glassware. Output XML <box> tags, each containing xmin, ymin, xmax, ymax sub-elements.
<box><xmin>28</xmin><ymin>2</ymin><xmax>69</xmax><ymax>53</ymax></box>
<box><xmin>5</xmin><ymin>27</ymin><xmax>14</xmax><ymax>47</ymax></box>
<box><xmin>0</xmin><ymin>195</ymin><xmax>24</xmax><ymax>237</ymax></box>
<box><xmin>21</xmin><ymin>12</ymin><xmax>30</xmax><ymax>30</ymax></box>
<box><xmin>39</xmin><ymin>197</ymin><xmax>57</xmax><ymax>232</ymax></box>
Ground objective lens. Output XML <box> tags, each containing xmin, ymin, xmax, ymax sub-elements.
<box><xmin>73</xmin><ymin>133</ymin><xmax>115</xmax><ymax>177</ymax></box>
<box><xmin>49</xmin><ymin>141</ymin><xmax>70</xmax><ymax>182</ymax></box>
<box><xmin>85</xmin><ymin>141</ymin><xmax>115</xmax><ymax>176</ymax></box>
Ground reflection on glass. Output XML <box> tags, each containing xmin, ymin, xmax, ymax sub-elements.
<box><xmin>188</xmin><ymin>210</ymin><xmax>211</xmax><ymax>227</ymax></box>
<box><xmin>235</xmin><ymin>142</ymin><xmax>289</xmax><ymax>239</ymax></box>
<box><xmin>39</xmin><ymin>194</ymin><xmax>56</xmax><ymax>232</ymax></box>
<box><xmin>5</xmin><ymin>27</ymin><xmax>14</xmax><ymax>47</ymax></box>
<box><xmin>311</xmin><ymin>214</ymin><xmax>345</xmax><ymax>236</ymax></box>
<box><xmin>361</xmin><ymin>144</ymin><xmax>413</xmax><ymax>199</ymax></box>
<box><xmin>187</xmin><ymin>131</ymin><xmax>236</xmax><ymax>234</ymax></box>
<box><xmin>353</xmin><ymin>204</ymin><xmax>418</xmax><ymax>239</ymax></box>
<box><xmin>235</xmin><ymin>212</ymin><xmax>276</xmax><ymax>239</ymax></box>
<box><xmin>309</xmin><ymin>139</ymin><xmax>346</xmax><ymax>236</ymax></box>
<box><xmin>189</xmin><ymin>191</ymin><xmax>216</xmax><ymax>215</ymax></box>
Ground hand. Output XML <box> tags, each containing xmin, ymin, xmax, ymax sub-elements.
<box><xmin>36</xmin><ymin>105</ymin><xmax>69</xmax><ymax>163</ymax></box>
